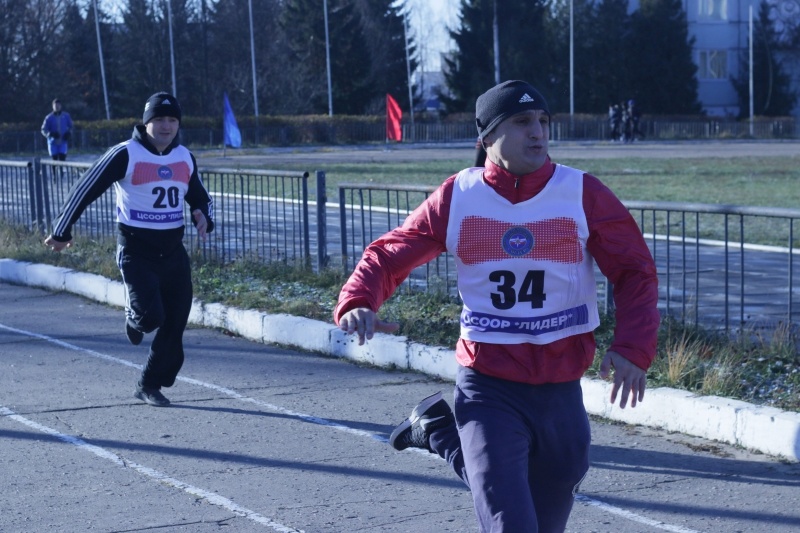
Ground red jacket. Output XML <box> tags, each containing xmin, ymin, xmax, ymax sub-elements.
<box><xmin>334</xmin><ymin>158</ymin><xmax>659</xmax><ymax>385</ymax></box>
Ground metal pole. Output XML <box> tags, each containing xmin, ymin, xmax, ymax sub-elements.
<box><xmin>92</xmin><ymin>0</ymin><xmax>111</xmax><ymax>119</ymax></box>
<box><xmin>492</xmin><ymin>0</ymin><xmax>500</xmax><ymax>84</ymax></box>
<box><xmin>749</xmin><ymin>4</ymin><xmax>754</xmax><ymax>136</ymax></box>
<box><xmin>323</xmin><ymin>0</ymin><xmax>333</xmax><ymax>116</ymax></box>
<box><xmin>569</xmin><ymin>0</ymin><xmax>574</xmax><ymax>117</ymax></box>
<box><xmin>248</xmin><ymin>0</ymin><xmax>259</xmax><ymax>118</ymax></box>
<box><xmin>167</xmin><ymin>0</ymin><xmax>176</xmax><ymax>96</ymax></box>
<box><xmin>315</xmin><ymin>171</ymin><xmax>329</xmax><ymax>270</ymax></box>
<box><xmin>403</xmin><ymin>9</ymin><xmax>415</xmax><ymax>141</ymax></box>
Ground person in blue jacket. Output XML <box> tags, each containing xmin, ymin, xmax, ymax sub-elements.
<box><xmin>41</xmin><ymin>99</ymin><xmax>74</xmax><ymax>161</ymax></box>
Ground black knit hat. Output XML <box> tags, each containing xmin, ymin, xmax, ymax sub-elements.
<box><xmin>142</xmin><ymin>92</ymin><xmax>182</xmax><ymax>124</ymax></box>
<box><xmin>475</xmin><ymin>80</ymin><xmax>550</xmax><ymax>139</ymax></box>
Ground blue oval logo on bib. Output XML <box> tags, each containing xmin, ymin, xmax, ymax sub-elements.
<box><xmin>502</xmin><ymin>226</ymin><xmax>534</xmax><ymax>256</ymax></box>
<box><xmin>157</xmin><ymin>165</ymin><xmax>173</xmax><ymax>180</ymax></box>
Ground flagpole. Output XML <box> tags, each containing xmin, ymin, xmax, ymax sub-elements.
<box><xmin>493</xmin><ymin>0</ymin><xmax>500</xmax><ymax>84</ymax></box>
<box><xmin>403</xmin><ymin>9</ymin><xmax>414</xmax><ymax>142</ymax></box>
<box><xmin>749</xmin><ymin>4</ymin><xmax>754</xmax><ymax>137</ymax></box>
<box><xmin>92</xmin><ymin>0</ymin><xmax>110</xmax><ymax>119</ymax></box>
<box><xmin>569</xmin><ymin>0</ymin><xmax>574</xmax><ymax>118</ymax></box>
<box><xmin>248</xmin><ymin>0</ymin><xmax>259</xmax><ymax>143</ymax></box>
<box><xmin>324</xmin><ymin>0</ymin><xmax>333</xmax><ymax>116</ymax></box>
<box><xmin>167</xmin><ymin>0</ymin><xmax>176</xmax><ymax>96</ymax></box>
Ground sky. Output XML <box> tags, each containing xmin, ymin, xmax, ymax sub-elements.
<box><xmin>99</xmin><ymin>0</ymin><xmax>461</xmax><ymax>73</ymax></box>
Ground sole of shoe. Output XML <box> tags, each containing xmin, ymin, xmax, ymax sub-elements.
<box><xmin>388</xmin><ymin>419</ymin><xmax>412</xmax><ymax>450</ymax></box>
<box><xmin>388</xmin><ymin>391</ymin><xmax>443</xmax><ymax>450</ymax></box>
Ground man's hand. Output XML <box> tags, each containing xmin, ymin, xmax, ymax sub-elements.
<box><xmin>192</xmin><ymin>210</ymin><xmax>208</xmax><ymax>240</ymax></box>
<box><xmin>44</xmin><ymin>235</ymin><xmax>72</xmax><ymax>252</ymax></box>
<box><xmin>598</xmin><ymin>350</ymin><xmax>647</xmax><ymax>409</ymax></box>
<box><xmin>338</xmin><ymin>307</ymin><xmax>400</xmax><ymax>346</ymax></box>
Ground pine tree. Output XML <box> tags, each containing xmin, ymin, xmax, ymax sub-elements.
<box><xmin>354</xmin><ymin>0</ymin><xmax>417</xmax><ymax>114</ymax></box>
<box><xmin>279</xmin><ymin>0</ymin><xmax>374</xmax><ymax>115</ymax></box>
<box><xmin>584</xmin><ymin>0</ymin><xmax>631</xmax><ymax>112</ymax></box>
<box><xmin>60</xmin><ymin>0</ymin><xmax>114</xmax><ymax>120</ymax></box>
<box><xmin>441</xmin><ymin>0</ymin><xmax>494</xmax><ymax>114</ymax></box>
<box><xmin>497</xmin><ymin>0</ymin><xmax>553</xmax><ymax>102</ymax></box>
<box><xmin>114</xmin><ymin>0</ymin><xmax>168</xmax><ymax>119</ymax></box>
<box><xmin>626</xmin><ymin>0</ymin><xmax>701</xmax><ymax>114</ymax></box>
<box><xmin>207</xmin><ymin>0</ymin><xmax>284</xmax><ymax>116</ymax></box>
<box><xmin>442</xmin><ymin>0</ymin><xmax>552</xmax><ymax>113</ymax></box>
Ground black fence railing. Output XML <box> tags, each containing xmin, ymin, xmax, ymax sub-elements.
<box><xmin>4</xmin><ymin>158</ymin><xmax>800</xmax><ymax>336</ymax></box>
<box><xmin>0</xmin><ymin>159</ymin><xmax>324</xmax><ymax>270</ymax></box>
<box><xmin>626</xmin><ymin>200</ymin><xmax>800</xmax><ymax>333</ymax></box>
<box><xmin>337</xmin><ymin>184</ymin><xmax>800</xmax><ymax>335</ymax></box>
<box><xmin>336</xmin><ymin>182</ymin><xmax>454</xmax><ymax>294</ymax></box>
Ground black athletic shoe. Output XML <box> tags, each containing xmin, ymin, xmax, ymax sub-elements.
<box><xmin>134</xmin><ymin>387</ymin><xmax>170</xmax><ymax>407</ymax></box>
<box><xmin>389</xmin><ymin>391</ymin><xmax>454</xmax><ymax>452</ymax></box>
<box><xmin>126</xmin><ymin>321</ymin><xmax>144</xmax><ymax>346</ymax></box>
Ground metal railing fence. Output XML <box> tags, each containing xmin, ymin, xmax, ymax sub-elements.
<box><xmin>187</xmin><ymin>167</ymin><xmax>312</xmax><ymax>266</ymax></box>
<box><xmin>627</xmin><ymin>201</ymin><xmax>800</xmax><ymax>333</ymax></box>
<box><xmin>0</xmin><ymin>159</ymin><xmax>321</xmax><ymax>269</ymax></box>
<box><xmin>4</xmin><ymin>158</ymin><xmax>800</xmax><ymax>336</ymax></box>
<box><xmin>338</xmin><ymin>183</ymin><xmax>800</xmax><ymax>335</ymax></box>
<box><xmin>337</xmin><ymin>182</ymin><xmax>455</xmax><ymax>294</ymax></box>
<box><xmin>2</xmin><ymin>116</ymin><xmax>796</xmax><ymax>154</ymax></box>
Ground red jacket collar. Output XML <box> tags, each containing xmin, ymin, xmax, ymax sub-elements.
<box><xmin>482</xmin><ymin>157</ymin><xmax>556</xmax><ymax>204</ymax></box>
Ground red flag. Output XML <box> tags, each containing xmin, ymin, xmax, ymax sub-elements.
<box><xmin>386</xmin><ymin>94</ymin><xmax>402</xmax><ymax>142</ymax></box>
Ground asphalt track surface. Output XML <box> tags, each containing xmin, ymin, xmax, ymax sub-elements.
<box><xmin>4</xmin><ymin>140</ymin><xmax>800</xmax><ymax>532</ymax></box>
<box><xmin>2</xmin><ymin>282</ymin><xmax>800</xmax><ymax>533</ymax></box>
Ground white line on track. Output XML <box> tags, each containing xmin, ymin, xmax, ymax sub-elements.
<box><xmin>0</xmin><ymin>406</ymin><xmax>302</xmax><ymax>533</ymax></box>
<box><xmin>574</xmin><ymin>495</ymin><xmax>703</xmax><ymax>533</ymax></box>
<box><xmin>1</xmin><ymin>322</ymin><xmax>704</xmax><ymax>533</ymax></box>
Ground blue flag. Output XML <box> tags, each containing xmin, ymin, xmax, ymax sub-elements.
<box><xmin>223</xmin><ymin>92</ymin><xmax>242</xmax><ymax>148</ymax></box>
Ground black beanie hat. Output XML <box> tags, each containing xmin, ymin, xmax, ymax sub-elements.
<box><xmin>142</xmin><ymin>92</ymin><xmax>182</xmax><ymax>124</ymax></box>
<box><xmin>475</xmin><ymin>80</ymin><xmax>550</xmax><ymax>139</ymax></box>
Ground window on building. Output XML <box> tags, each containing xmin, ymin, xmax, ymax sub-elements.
<box><xmin>698</xmin><ymin>50</ymin><xmax>728</xmax><ymax>79</ymax></box>
<box><xmin>698</xmin><ymin>0</ymin><xmax>728</xmax><ymax>20</ymax></box>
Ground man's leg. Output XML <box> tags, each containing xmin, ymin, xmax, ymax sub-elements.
<box><xmin>146</xmin><ymin>246</ymin><xmax>192</xmax><ymax>388</ymax></box>
<box><xmin>455</xmin><ymin>368</ymin><xmax>538</xmax><ymax>532</ymax></box>
<box><xmin>118</xmin><ymin>247</ymin><xmax>171</xmax><ymax>406</ymax></box>
<box><xmin>388</xmin><ymin>391</ymin><xmax>468</xmax><ymax>486</ymax></box>
<box><xmin>527</xmin><ymin>381</ymin><xmax>591</xmax><ymax>533</ymax></box>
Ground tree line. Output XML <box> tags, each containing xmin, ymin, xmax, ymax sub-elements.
<box><xmin>2</xmin><ymin>0</ymin><xmax>412</xmax><ymax>124</ymax></box>
<box><xmin>445</xmin><ymin>0</ymin><xmax>797</xmax><ymax>117</ymax></box>
<box><xmin>1</xmin><ymin>0</ymin><xmax>797</xmax><ymax>126</ymax></box>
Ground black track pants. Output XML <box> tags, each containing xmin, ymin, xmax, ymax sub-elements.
<box><xmin>118</xmin><ymin>244</ymin><xmax>193</xmax><ymax>389</ymax></box>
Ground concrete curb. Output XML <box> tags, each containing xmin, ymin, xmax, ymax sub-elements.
<box><xmin>2</xmin><ymin>258</ymin><xmax>798</xmax><ymax>462</ymax></box>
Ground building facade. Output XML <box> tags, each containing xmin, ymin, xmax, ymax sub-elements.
<box><xmin>648</xmin><ymin>0</ymin><xmax>800</xmax><ymax>117</ymax></box>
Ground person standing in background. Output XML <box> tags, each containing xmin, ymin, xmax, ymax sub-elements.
<box><xmin>41</xmin><ymin>98</ymin><xmax>74</xmax><ymax>161</ymax></box>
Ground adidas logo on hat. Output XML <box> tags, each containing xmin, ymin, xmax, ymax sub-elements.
<box><xmin>143</xmin><ymin>92</ymin><xmax>182</xmax><ymax>124</ymax></box>
<box><xmin>519</xmin><ymin>93</ymin><xmax>535</xmax><ymax>103</ymax></box>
